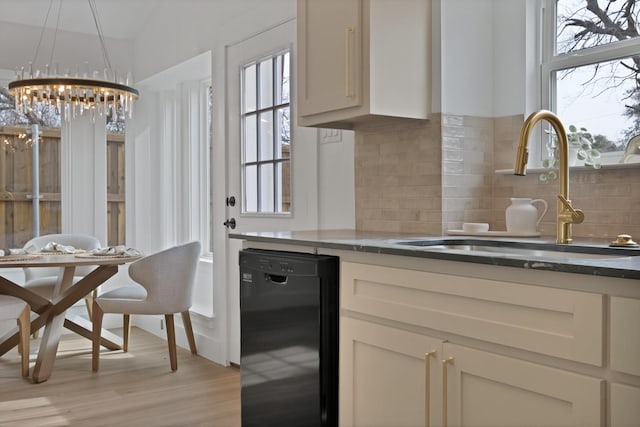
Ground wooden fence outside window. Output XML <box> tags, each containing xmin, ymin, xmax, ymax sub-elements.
<box><xmin>0</xmin><ymin>126</ymin><xmax>125</xmax><ymax>249</ymax></box>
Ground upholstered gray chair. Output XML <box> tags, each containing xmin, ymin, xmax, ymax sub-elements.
<box><xmin>23</xmin><ymin>233</ymin><xmax>102</xmax><ymax>318</ymax></box>
<box><xmin>92</xmin><ymin>241</ymin><xmax>201</xmax><ymax>372</ymax></box>
<box><xmin>0</xmin><ymin>295</ymin><xmax>30</xmax><ymax>377</ymax></box>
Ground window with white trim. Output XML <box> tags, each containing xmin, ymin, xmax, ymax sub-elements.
<box><xmin>240</xmin><ymin>50</ymin><xmax>291</xmax><ymax>214</ymax></box>
<box><xmin>542</xmin><ymin>0</ymin><xmax>640</xmax><ymax>165</ymax></box>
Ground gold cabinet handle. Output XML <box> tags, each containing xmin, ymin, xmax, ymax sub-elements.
<box><xmin>442</xmin><ymin>357</ymin><xmax>454</xmax><ymax>427</ymax></box>
<box><xmin>344</xmin><ymin>26</ymin><xmax>354</xmax><ymax>97</ymax></box>
<box><xmin>424</xmin><ymin>350</ymin><xmax>436</xmax><ymax>427</ymax></box>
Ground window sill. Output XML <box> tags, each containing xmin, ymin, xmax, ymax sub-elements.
<box><xmin>495</xmin><ymin>161</ymin><xmax>640</xmax><ymax>175</ymax></box>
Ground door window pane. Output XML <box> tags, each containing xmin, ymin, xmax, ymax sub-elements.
<box><xmin>259</xmin><ymin>58</ymin><xmax>274</xmax><ymax>109</ymax></box>
<box><xmin>260</xmin><ymin>163</ymin><xmax>275</xmax><ymax>212</ymax></box>
<box><xmin>276</xmin><ymin>106</ymin><xmax>290</xmax><ymax>159</ymax></box>
<box><xmin>244</xmin><ymin>114</ymin><xmax>258</xmax><ymax>163</ymax></box>
<box><xmin>275</xmin><ymin>52</ymin><xmax>290</xmax><ymax>105</ymax></box>
<box><xmin>259</xmin><ymin>111</ymin><xmax>274</xmax><ymax>160</ymax></box>
<box><xmin>244</xmin><ymin>164</ymin><xmax>258</xmax><ymax>212</ymax></box>
<box><xmin>243</xmin><ymin>64</ymin><xmax>257</xmax><ymax>113</ymax></box>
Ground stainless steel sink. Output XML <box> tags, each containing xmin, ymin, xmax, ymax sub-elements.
<box><xmin>395</xmin><ymin>239</ymin><xmax>640</xmax><ymax>260</ymax></box>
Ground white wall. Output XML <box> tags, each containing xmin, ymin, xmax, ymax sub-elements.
<box><xmin>493</xmin><ymin>0</ymin><xmax>527</xmax><ymax>116</ymax></box>
<box><xmin>440</xmin><ymin>0</ymin><xmax>527</xmax><ymax>117</ymax></box>
<box><xmin>441</xmin><ymin>0</ymin><xmax>494</xmax><ymax>117</ymax></box>
<box><xmin>317</xmin><ymin>130</ymin><xmax>356</xmax><ymax>229</ymax></box>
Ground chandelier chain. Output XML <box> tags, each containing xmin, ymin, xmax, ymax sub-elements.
<box><xmin>89</xmin><ymin>0</ymin><xmax>112</xmax><ymax>72</ymax></box>
<box><xmin>48</xmin><ymin>0</ymin><xmax>63</xmax><ymax>69</ymax></box>
<box><xmin>32</xmin><ymin>0</ymin><xmax>55</xmax><ymax>66</ymax></box>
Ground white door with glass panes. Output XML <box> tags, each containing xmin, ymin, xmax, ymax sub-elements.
<box><xmin>223</xmin><ymin>19</ymin><xmax>319</xmax><ymax>364</ymax></box>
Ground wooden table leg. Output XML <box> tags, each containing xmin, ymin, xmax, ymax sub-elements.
<box><xmin>31</xmin><ymin>310</ymin><xmax>66</xmax><ymax>383</ymax></box>
<box><xmin>0</xmin><ymin>279</ymin><xmax>51</xmax><ymax>357</ymax></box>
<box><xmin>31</xmin><ymin>266</ymin><xmax>76</xmax><ymax>383</ymax></box>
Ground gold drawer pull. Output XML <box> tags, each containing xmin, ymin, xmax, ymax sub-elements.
<box><xmin>424</xmin><ymin>350</ymin><xmax>436</xmax><ymax>427</ymax></box>
<box><xmin>442</xmin><ymin>356</ymin><xmax>455</xmax><ymax>427</ymax></box>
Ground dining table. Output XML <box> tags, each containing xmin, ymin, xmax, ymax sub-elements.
<box><xmin>0</xmin><ymin>252</ymin><xmax>141</xmax><ymax>383</ymax></box>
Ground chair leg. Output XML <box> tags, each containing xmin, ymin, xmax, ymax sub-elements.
<box><xmin>123</xmin><ymin>314</ymin><xmax>131</xmax><ymax>352</ymax></box>
<box><xmin>17</xmin><ymin>305</ymin><xmax>30</xmax><ymax>377</ymax></box>
<box><xmin>165</xmin><ymin>314</ymin><xmax>177</xmax><ymax>371</ymax></box>
<box><xmin>92</xmin><ymin>302</ymin><xmax>105</xmax><ymax>372</ymax></box>
<box><xmin>181</xmin><ymin>311</ymin><xmax>197</xmax><ymax>355</ymax></box>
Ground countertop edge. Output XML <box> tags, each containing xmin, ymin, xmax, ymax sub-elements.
<box><xmin>229</xmin><ymin>231</ymin><xmax>640</xmax><ymax>280</ymax></box>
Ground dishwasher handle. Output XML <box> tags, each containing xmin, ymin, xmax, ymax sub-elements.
<box><xmin>266</xmin><ymin>273</ymin><xmax>288</xmax><ymax>285</ymax></box>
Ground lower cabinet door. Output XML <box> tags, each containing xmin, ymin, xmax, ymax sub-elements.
<box><xmin>340</xmin><ymin>317</ymin><xmax>443</xmax><ymax>427</ymax></box>
<box><xmin>610</xmin><ymin>382</ymin><xmax>640</xmax><ymax>427</ymax></box>
<box><xmin>442</xmin><ymin>343</ymin><xmax>603</xmax><ymax>427</ymax></box>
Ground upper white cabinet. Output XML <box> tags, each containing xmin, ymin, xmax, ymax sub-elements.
<box><xmin>296</xmin><ymin>0</ymin><xmax>431</xmax><ymax>129</ymax></box>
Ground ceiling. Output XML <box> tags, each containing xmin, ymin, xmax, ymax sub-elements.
<box><xmin>0</xmin><ymin>0</ymin><xmax>159</xmax><ymax>41</ymax></box>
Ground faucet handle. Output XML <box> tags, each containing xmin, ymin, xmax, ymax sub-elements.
<box><xmin>558</xmin><ymin>195</ymin><xmax>585</xmax><ymax>224</ymax></box>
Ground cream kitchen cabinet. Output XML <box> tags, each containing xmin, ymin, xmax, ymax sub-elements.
<box><xmin>296</xmin><ymin>0</ymin><xmax>430</xmax><ymax>129</ymax></box>
<box><xmin>610</xmin><ymin>382</ymin><xmax>640</xmax><ymax>427</ymax></box>
<box><xmin>610</xmin><ymin>296</ymin><xmax>640</xmax><ymax>376</ymax></box>
<box><xmin>341</xmin><ymin>261</ymin><xmax>604</xmax><ymax>365</ymax></box>
<box><xmin>340</xmin><ymin>317</ymin><xmax>442</xmax><ymax>427</ymax></box>
<box><xmin>340</xmin><ymin>319</ymin><xmax>603</xmax><ymax>427</ymax></box>
<box><xmin>441</xmin><ymin>343</ymin><xmax>602</xmax><ymax>427</ymax></box>
<box><xmin>609</xmin><ymin>297</ymin><xmax>640</xmax><ymax>427</ymax></box>
<box><xmin>340</xmin><ymin>260</ymin><xmax>606</xmax><ymax>427</ymax></box>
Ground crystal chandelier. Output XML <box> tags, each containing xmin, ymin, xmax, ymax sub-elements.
<box><xmin>8</xmin><ymin>0</ymin><xmax>139</xmax><ymax>122</ymax></box>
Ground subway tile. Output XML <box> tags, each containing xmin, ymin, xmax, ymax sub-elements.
<box><xmin>354</xmin><ymin>112</ymin><xmax>639</xmax><ymax>238</ymax></box>
<box><xmin>442</xmin><ymin>114</ymin><xmax>464</xmax><ymax>127</ymax></box>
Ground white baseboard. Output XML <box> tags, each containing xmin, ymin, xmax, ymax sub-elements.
<box><xmin>132</xmin><ymin>315</ymin><xmax>228</xmax><ymax>366</ymax></box>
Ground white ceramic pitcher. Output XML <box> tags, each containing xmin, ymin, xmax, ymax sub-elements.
<box><xmin>505</xmin><ymin>198</ymin><xmax>548</xmax><ymax>233</ymax></box>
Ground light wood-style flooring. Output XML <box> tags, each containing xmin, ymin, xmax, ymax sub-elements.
<box><xmin>0</xmin><ymin>327</ymin><xmax>241</xmax><ymax>427</ymax></box>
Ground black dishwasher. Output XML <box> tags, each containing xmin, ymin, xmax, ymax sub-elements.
<box><xmin>239</xmin><ymin>249</ymin><xmax>338</xmax><ymax>427</ymax></box>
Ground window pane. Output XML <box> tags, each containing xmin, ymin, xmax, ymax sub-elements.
<box><xmin>106</xmin><ymin>135</ymin><xmax>125</xmax><ymax>246</ymax></box>
<box><xmin>207</xmin><ymin>84</ymin><xmax>213</xmax><ymax>253</ymax></box>
<box><xmin>244</xmin><ymin>165</ymin><xmax>258</xmax><ymax>213</ymax></box>
<box><xmin>259</xmin><ymin>111</ymin><xmax>274</xmax><ymax>161</ymax></box>
<box><xmin>278</xmin><ymin>161</ymin><xmax>291</xmax><ymax>213</ymax></box>
<box><xmin>244</xmin><ymin>114</ymin><xmax>257</xmax><ymax>163</ymax></box>
<box><xmin>259</xmin><ymin>58</ymin><xmax>273</xmax><ymax>109</ymax></box>
<box><xmin>276</xmin><ymin>106</ymin><xmax>291</xmax><ymax>159</ymax></box>
<box><xmin>556</xmin><ymin>0</ymin><xmax>640</xmax><ymax>54</ymax></box>
<box><xmin>260</xmin><ymin>163</ymin><xmax>274</xmax><ymax>212</ymax></box>
<box><xmin>243</xmin><ymin>64</ymin><xmax>256</xmax><ymax>113</ymax></box>
<box><xmin>275</xmin><ymin>52</ymin><xmax>290</xmax><ymax>105</ymax></box>
<box><xmin>555</xmin><ymin>58</ymin><xmax>634</xmax><ymax>153</ymax></box>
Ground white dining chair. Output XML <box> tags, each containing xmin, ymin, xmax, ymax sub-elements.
<box><xmin>0</xmin><ymin>295</ymin><xmax>30</xmax><ymax>377</ymax></box>
<box><xmin>91</xmin><ymin>241</ymin><xmax>201</xmax><ymax>372</ymax></box>
<box><xmin>23</xmin><ymin>233</ymin><xmax>102</xmax><ymax>319</ymax></box>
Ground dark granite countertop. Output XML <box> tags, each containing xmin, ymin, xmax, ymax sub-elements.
<box><xmin>229</xmin><ymin>229</ymin><xmax>640</xmax><ymax>280</ymax></box>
